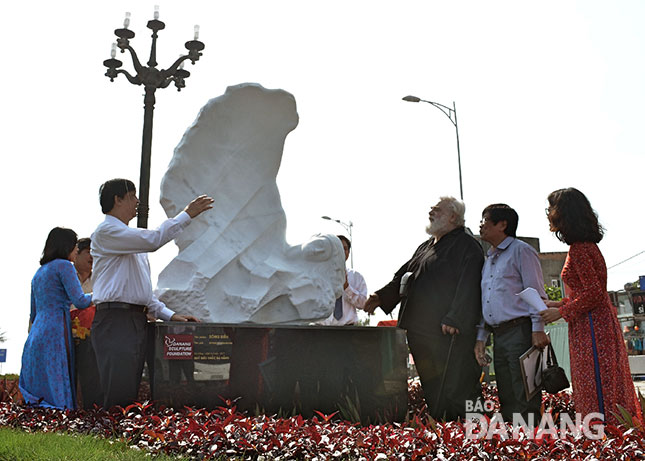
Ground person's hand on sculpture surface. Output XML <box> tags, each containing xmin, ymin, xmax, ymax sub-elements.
<box><xmin>441</xmin><ymin>323</ymin><xmax>460</xmax><ymax>335</ymax></box>
<box><xmin>343</xmin><ymin>271</ymin><xmax>349</xmax><ymax>290</ymax></box>
<box><xmin>532</xmin><ymin>331</ymin><xmax>550</xmax><ymax>349</ymax></box>
<box><xmin>539</xmin><ymin>307</ymin><xmax>562</xmax><ymax>324</ymax></box>
<box><xmin>184</xmin><ymin>195</ymin><xmax>214</xmax><ymax>218</ymax></box>
<box><xmin>474</xmin><ymin>340</ymin><xmax>488</xmax><ymax>367</ymax></box>
<box><xmin>363</xmin><ymin>293</ymin><xmax>381</xmax><ymax>314</ymax></box>
<box><xmin>545</xmin><ymin>300</ymin><xmax>563</xmax><ymax>308</ymax></box>
<box><xmin>170</xmin><ymin>314</ymin><xmax>200</xmax><ymax>322</ymax></box>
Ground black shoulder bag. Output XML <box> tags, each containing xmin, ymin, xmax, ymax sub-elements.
<box><xmin>537</xmin><ymin>343</ymin><xmax>570</xmax><ymax>394</ymax></box>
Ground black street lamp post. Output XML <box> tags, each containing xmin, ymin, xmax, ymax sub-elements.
<box><xmin>402</xmin><ymin>95</ymin><xmax>463</xmax><ymax>200</ymax></box>
<box><xmin>103</xmin><ymin>9</ymin><xmax>205</xmax><ymax>228</ymax></box>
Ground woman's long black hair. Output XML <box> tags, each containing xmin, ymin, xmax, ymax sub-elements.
<box><xmin>547</xmin><ymin>188</ymin><xmax>604</xmax><ymax>245</ymax></box>
<box><xmin>40</xmin><ymin>227</ymin><xmax>78</xmax><ymax>265</ymax></box>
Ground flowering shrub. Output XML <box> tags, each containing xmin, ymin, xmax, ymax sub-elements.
<box><xmin>0</xmin><ymin>377</ymin><xmax>22</xmax><ymax>404</ymax></box>
<box><xmin>1</xmin><ymin>383</ymin><xmax>644</xmax><ymax>460</ymax></box>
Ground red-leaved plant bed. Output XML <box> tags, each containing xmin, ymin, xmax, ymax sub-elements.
<box><xmin>0</xmin><ymin>377</ymin><xmax>23</xmax><ymax>404</ymax></box>
<box><xmin>1</xmin><ymin>382</ymin><xmax>644</xmax><ymax>460</ymax></box>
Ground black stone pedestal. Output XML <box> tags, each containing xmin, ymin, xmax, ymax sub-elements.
<box><xmin>149</xmin><ymin>322</ymin><xmax>408</xmax><ymax>423</ymax></box>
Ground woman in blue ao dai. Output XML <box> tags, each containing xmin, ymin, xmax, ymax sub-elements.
<box><xmin>19</xmin><ymin>227</ymin><xmax>92</xmax><ymax>409</ymax></box>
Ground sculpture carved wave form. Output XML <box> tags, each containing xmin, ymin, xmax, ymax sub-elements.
<box><xmin>156</xmin><ymin>83</ymin><xmax>345</xmax><ymax>324</ymax></box>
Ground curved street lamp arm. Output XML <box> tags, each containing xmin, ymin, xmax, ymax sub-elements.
<box><xmin>403</xmin><ymin>96</ymin><xmax>463</xmax><ymax>200</ymax></box>
<box><xmin>333</xmin><ymin>219</ymin><xmax>350</xmax><ymax>234</ymax></box>
<box><xmin>420</xmin><ymin>100</ymin><xmax>457</xmax><ymax>127</ymax></box>
<box><xmin>322</xmin><ymin>216</ymin><xmax>351</xmax><ymax>234</ymax></box>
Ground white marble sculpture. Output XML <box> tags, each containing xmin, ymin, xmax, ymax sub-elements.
<box><xmin>155</xmin><ymin>83</ymin><xmax>346</xmax><ymax>324</ymax></box>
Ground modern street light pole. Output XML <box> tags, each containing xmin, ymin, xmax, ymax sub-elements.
<box><xmin>103</xmin><ymin>9</ymin><xmax>205</xmax><ymax>228</ymax></box>
<box><xmin>321</xmin><ymin>216</ymin><xmax>354</xmax><ymax>269</ymax></box>
<box><xmin>402</xmin><ymin>95</ymin><xmax>463</xmax><ymax>200</ymax></box>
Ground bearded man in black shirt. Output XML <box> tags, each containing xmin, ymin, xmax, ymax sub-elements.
<box><xmin>364</xmin><ymin>196</ymin><xmax>484</xmax><ymax>420</ymax></box>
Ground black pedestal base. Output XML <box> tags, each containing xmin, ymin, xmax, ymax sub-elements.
<box><xmin>149</xmin><ymin>322</ymin><xmax>408</xmax><ymax>423</ymax></box>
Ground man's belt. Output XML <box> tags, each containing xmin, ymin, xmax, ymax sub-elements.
<box><xmin>485</xmin><ymin>316</ymin><xmax>530</xmax><ymax>334</ymax></box>
<box><xmin>96</xmin><ymin>302</ymin><xmax>147</xmax><ymax>313</ymax></box>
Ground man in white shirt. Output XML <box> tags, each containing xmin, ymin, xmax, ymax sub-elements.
<box><xmin>90</xmin><ymin>178</ymin><xmax>213</xmax><ymax>408</ymax></box>
<box><xmin>320</xmin><ymin>235</ymin><xmax>367</xmax><ymax>326</ymax></box>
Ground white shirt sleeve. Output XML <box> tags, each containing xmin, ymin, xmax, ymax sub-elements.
<box><xmin>345</xmin><ymin>270</ymin><xmax>368</xmax><ymax>311</ymax></box>
<box><xmin>98</xmin><ymin>212</ymin><xmax>191</xmax><ymax>255</ymax></box>
<box><xmin>91</xmin><ymin>212</ymin><xmax>192</xmax><ymax>316</ymax></box>
<box><xmin>317</xmin><ymin>269</ymin><xmax>368</xmax><ymax>326</ymax></box>
<box><xmin>146</xmin><ymin>293</ymin><xmax>175</xmax><ymax>321</ymax></box>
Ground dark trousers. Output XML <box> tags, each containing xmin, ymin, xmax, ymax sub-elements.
<box><xmin>91</xmin><ymin>308</ymin><xmax>147</xmax><ymax>408</ymax></box>
<box><xmin>493</xmin><ymin>320</ymin><xmax>541</xmax><ymax>425</ymax></box>
<box><xmin>407</xmin><ymin>330</ymin><xmax>481</xmax><ymax>420</ymax></box>
<box><xmin>74</xmin><ymin>337</ymin><xmax>104</xmax><ymax>408</ymax></box>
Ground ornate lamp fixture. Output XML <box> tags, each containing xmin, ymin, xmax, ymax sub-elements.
<box><xmin>103</xmin><ymin>7</ymin><xmax>205</xmax><ymax>228</ymax></box>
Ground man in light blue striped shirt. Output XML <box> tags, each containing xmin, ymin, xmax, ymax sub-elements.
<box><xmin>474</xmin><ymin>204</ymin><xmax>549</xmax><ymax>424</ymax></box>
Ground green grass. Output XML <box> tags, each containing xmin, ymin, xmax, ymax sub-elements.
<box><xmin>0</xmin><ymin>428</ymin><xmax>178</xmax><ymax>461</ymax></box>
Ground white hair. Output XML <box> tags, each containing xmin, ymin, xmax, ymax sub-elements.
<box><xmin>439</xmin><ymin>196</ymin><xmax>465</xmax><ymax>227</ymax></box>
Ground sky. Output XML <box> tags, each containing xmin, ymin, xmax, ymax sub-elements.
<box><xmin>1</xmin><ymin>1</ymin><xmax>644</xmax><ymax>374</ymax></box>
